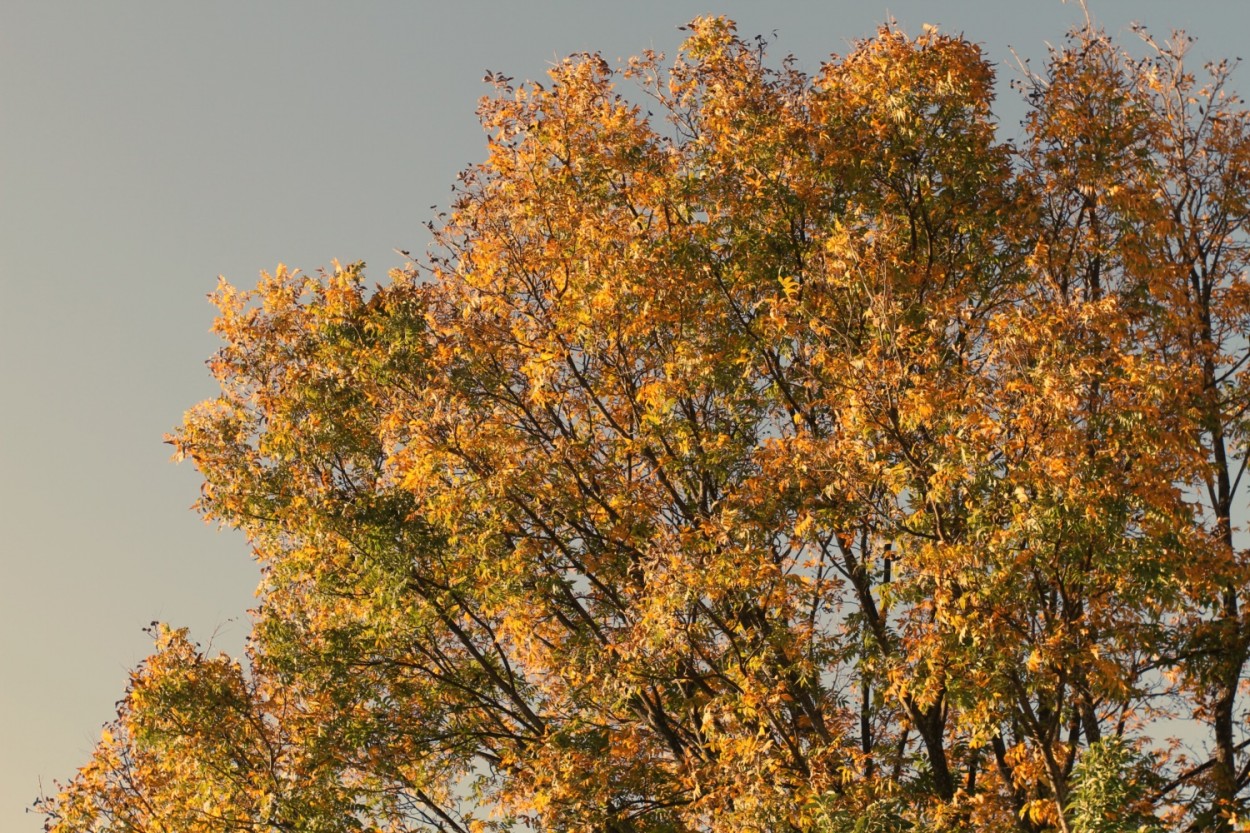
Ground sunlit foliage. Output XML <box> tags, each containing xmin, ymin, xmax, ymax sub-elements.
<box><xmin>39</xmin><ymin>16</ymin><xmax>1250</xmax><ymax>833</ymax></box>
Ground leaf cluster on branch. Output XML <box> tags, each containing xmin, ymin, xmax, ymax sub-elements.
<box><xmin>39</xmin><ymin>15</ymin><xmax>1250</xmax><ymax>833</ymax></box>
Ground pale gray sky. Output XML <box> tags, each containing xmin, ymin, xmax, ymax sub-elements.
<box><xmin>3</xmin><ymin>2</ymin><xmax>1246</xmax><ymax>830</ymax></box>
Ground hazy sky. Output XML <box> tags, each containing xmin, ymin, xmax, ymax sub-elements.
<box><xmin>3</xmin><ymin>2</ymin><xmax>1248</xmax><ymax>829</ymax></box>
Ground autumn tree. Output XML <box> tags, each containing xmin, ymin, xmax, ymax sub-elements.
<box><xmin>39</xmin><ymin>15</ymin><xmax>1250</xmax><ymax>833</ymax></box>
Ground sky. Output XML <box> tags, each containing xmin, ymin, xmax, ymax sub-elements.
<box><xmin>2</xmin><ymin>1</ymin><xmax>1247</xmax><ymax>829</ymax></box>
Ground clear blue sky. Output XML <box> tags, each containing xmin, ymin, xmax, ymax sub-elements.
<box><xmin>2</xmin><ymin>2</ymin><xmax>1245</xmax><ymax>829</ymax></box>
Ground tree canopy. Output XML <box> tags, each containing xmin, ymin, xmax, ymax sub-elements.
<box><xmin>39</xmin><ymin>16</ymin><xmax>1250</xmax><ymax>833</ymax></box>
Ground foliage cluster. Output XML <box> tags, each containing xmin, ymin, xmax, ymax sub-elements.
<box><xmin>40</xmin><ymin>15</ymin><xmax>1250</xmax><ymax>833</ymax></box>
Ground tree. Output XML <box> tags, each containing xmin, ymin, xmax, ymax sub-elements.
<box><xmin>38</xmin><ymin>15</ymin><xmax>1250</xmax><ymax>833</ymax></box>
